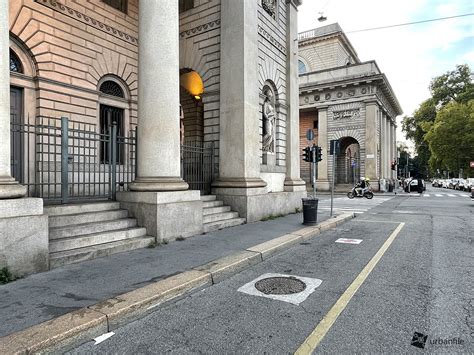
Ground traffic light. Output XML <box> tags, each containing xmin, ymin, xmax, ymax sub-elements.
<box><xmin>302</xmin><ymin>146</ymin><xmax>311</xmax><ymax>162</ymax></box>
<box><xmin>316</xmin><ymin>145</ymin><xmax>323</xmax><ymax>162</ymax></box>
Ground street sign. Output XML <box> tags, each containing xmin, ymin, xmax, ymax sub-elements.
<box><xmin>470</xmin><ymin>161</ymin><xmax>474</xmax><ymax>168</ymax></box>
<box><xmin>306</xmin><ymin>129</ymin><xmax>314</xmax><ymax>141</ymax></box>
<box><xmin>329</xmin><ymin>139</ymin><xmax>340</xmax><ymax>155</ymax></box>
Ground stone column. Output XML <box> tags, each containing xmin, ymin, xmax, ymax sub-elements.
<box><xmin>365</xmin><ymin>101</ymin><xmax>378</xmax><ymax>182</ymax></box>
<box><xmin>385</xmin><ymin>114</ymin><xmax>390</xmax><ymax>178</ymax></box>
<box><xmin>392</xmin><ymin>122</ymin><xmax>397</xmax><ymax>178</ymax></box>
<box><xmin>316</xmin><ymin>107</ymin><xmax>330</xmax><ymax>190</ymax></box>
<box><xmin>0</xmin><ymin>0</ymin><xmax>26</xmax><ymax>199</ymax></box>
<box><xmin>130</xmin><ymin>0</ymin><xmax>187</xmax><ymax>192</ymax></box>
<box><xmin>213</xmin><ymin>0</ymin><xmax>265</xmax><ymax>189</ymax></box>
<box><xmin>284</xmin><ymin>0</ymin><xmax>305</xmax><ymax>192</ymax></box>
<box><xmin>118</xmin><ymin>0</ymin><xmax>202</xmax><ymax>242</ymax></box>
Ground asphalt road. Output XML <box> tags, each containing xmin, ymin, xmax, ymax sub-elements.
<box><xmin>68</xmin><ymin>186</ymin><xmax>473</xmax><ymax>354</ymax></box>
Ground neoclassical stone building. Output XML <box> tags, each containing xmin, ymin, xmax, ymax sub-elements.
<box><xmin>1</xmin><ymin>0</ymin><xmax>306</xmax><ymax>275</ymax></box>
<box><xmin>298</xmin><ymin>23</ymin><xmax>402</xmax><ymax>191</ymax></box>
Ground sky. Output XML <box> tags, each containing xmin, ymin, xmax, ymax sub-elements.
<box><xmin>297</xmin><ymin>0</ymin><xmax>474</xmax><ymax>148</ymax></box>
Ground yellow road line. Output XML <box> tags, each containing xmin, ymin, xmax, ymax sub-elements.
<box><xmin>295</xmin><ymin>222</ymin><xmax>405</xmax><ymax>355</ymax></box>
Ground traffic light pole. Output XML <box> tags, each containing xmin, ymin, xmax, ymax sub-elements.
<box><xmin>312</xmin><ymin>145</ymin><xmax>316</xmax><ymax>198</ymax></box>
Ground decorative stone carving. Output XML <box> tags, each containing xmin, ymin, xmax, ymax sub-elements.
<box><xmin>325</xmin><ymin>93</ymin><xmax>331</xmax><ymax>100</ymax></box>
<box><xmin>257</xmin><ymin>26</ymin><xmax>286</xmax><ymax>54</ymax></box>
<box><xmin>262</xmin><ymin>87</ymin><xmax>276</xmax><ymax>153</ymax></box>
<box><xmin>348</xmin><ymin>89</ymin><xmax>355</xmax><ymax>96</ymax></box>
<box><xmin>262</xmin><ymin>0</ymin><xmax>277</xmax><ymax>19</ymax></box>
<box><xmin>180</xmin><ymin>20</ymin><xmax>221</xmax><ymax>38</ymax></box>
<box><xmin>314</xmin><ymin>95</ymin><xmax>320</xmax><ymax>101</ymax></box>
<box><xmin>337</xmin><ymin>91</ymin><xmax>343</xmax><ymax>98</ymax></box>
<box><xmin>329</xmin><ymin>103</ymin><xmax>362</xmax><ymax>120</ymax></box>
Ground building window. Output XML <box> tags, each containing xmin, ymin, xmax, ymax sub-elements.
<box><xmin>179</xmin><ymin>0</ymin><xmax>194</xmax><ymax>13</ymax></box>
<box><xmin>262</xmin><ymin>0</ymin><xmax>277</xmax><ymax>19</ymax></box>
<box><xmin>102</xmin><ymin>0</ymin><xmax>127</xmax><ymax>13</ymax></box>
<box><xmin>10</xmin><ymin>49</ymin><xmax>23</xmax><ymax>73</ymax></box>
<box><xmin>99</xmin><ymin>80</ymin><xmax>125</xmax><ymax>98</ymax></box>
<box><xmin>298</xmin><ymin>60</ymin><xmax>307</xmax><ymax>74</ymax></box>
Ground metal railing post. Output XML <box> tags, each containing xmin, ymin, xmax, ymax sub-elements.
<box><xmin>61</xmin><ymin>117</ymin><xmax>69</xmax><ymax>204</ymax></box>
<box><xmin>111</xmin><ymin>122</ymin><xmax>117</xmax><ymax>200</ymax></box>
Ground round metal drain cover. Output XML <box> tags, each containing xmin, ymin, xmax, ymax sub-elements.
<box><xmin>255</xmin><ymin>276</ymin><xmax>306</xmax><ymax>295</ymax></box>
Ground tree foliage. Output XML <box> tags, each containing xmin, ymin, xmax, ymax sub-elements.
<box><xmin>401</xmin><ymin>64</ymin><xmax>474</xmax><ymax>177</ymax></box>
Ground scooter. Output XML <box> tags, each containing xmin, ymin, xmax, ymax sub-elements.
<box><xmin>347</xmin><ymin>186</ymin><xmax>374</xmax><ymax>199</ymax></box>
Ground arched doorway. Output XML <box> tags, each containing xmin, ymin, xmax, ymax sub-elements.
<box><xmin>179</xmin><ymin>69</ymin><xmax>213</xmax><ymax>194</ymax></box>
<box><xmin>335</xmin><ymin>137</ymin><xmax>360</xmax><ymax>185</ymax></box>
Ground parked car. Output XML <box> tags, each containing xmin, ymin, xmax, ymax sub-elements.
<box><xmin>432</xmin><ymin>179</ymin><xmax>438</xmax><ymax>187</ymax></box>
<box><xmin>406</xmin><ymin>178</ymin><xmax>426</xmax><ymax>192</ymax></box>
<box><xmin>448</xmin><ymin>179</ymin><xmax>457</xmax><ymax>189</ymax></box>
<box><xmin>442</xmin><ymin>179</ymin><xmax>451</xmax><ymax>188</ymax></box>
<box><xmin>465</xmin><ymin>178</ymin><xmax>474</xmax><ymax>192</ymax></box>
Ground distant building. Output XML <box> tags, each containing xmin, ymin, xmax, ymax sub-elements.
<box><xmin>298</xmin><ymin>23</ymin><xmax>402</xmax><ymax>191</ymax></box>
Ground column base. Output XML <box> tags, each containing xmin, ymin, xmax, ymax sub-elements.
<box><xmin>129</xmin><ymin>177</ymin><xmax>189</xmax><ymax>192</ymax></box>
<box><xmin>315</xmin><ymin>179</ymin><xmax>331</xmax><ymax>192</ymax></box>
<box><xmin>0</xmin><ymin>176</ymin><xmax>27</xmax><ymax>199</ymax></box>
<box><xmin>0</xmin><ymin>198</ymin><xmax>48</xmax><ymax>277</ymax></box>
<box><xmin>284</xmin><ymin>177</ymin><xmax>307</xmax><ymax>192</ymax></box>
<box><xmin>212</xmin><ymin>177</ymin><xmax>267</xmax><ymax>188</ymax></box>
<box><xmin>117</xmin><ymin>190</ymin><xmax>202</xmax><ymax>242</ymax></box>
<box><xmin>212</xmin><ymin>186</ymin><xmax>306</xmax><ymax>223</ymax></box>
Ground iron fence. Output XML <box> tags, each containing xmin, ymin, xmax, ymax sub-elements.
<box><xmin>10</xmin><ymin>116</ymin><xmax>136</xmax><ymax>204</ymax></box>
<box><xmin>181</xmin><ymin>141</ymin><xmax>214</xmax><ymax>195</ymax></box>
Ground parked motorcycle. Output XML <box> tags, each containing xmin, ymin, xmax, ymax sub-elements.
<box><xmin>347</xmin><ymin>186</ymin><xmax>374</xmax><ymax>199</ymax></box>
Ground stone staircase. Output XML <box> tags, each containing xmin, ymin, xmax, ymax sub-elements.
<box><xmin>45</xmin><ymin>202</ymin><xmax>154</xmax><ymax>269</ymax></box>
<box><xmin>201</xmin><ymin>195</ymin><xmax>245</xmax><ymax>232</ymax></box>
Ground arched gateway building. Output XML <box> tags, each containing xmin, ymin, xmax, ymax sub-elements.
<box><xmin>1</xmin><ymin>0</ymin><xmax>306</xmax><ymax>275</ymax></box>
<box><xmin>298</xmin><ymin>23</ymin><xmax>403</xmax><ymax>191</ymax></box>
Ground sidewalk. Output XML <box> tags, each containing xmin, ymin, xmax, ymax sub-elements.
<box><xmin>0</xmin><ymin>210</ymin><xmax>341</xmax><ymax>340</ymax></box>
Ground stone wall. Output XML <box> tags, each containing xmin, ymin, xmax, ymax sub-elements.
<box><xmin>299</xmin><ymin>37</ymin><xmax>355</xmax><ymax>72</ymax></box>
<box><xmin>257</xmin><ymin>0</ymin><xmax>289</xmax><ymax>187</ymax></box>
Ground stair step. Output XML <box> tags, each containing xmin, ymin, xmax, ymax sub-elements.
<box><xmin>49</xmin><ymin>227</ymin><xmax>147</xmax><ymax>252</ymax></box>
<box><xmin>203</xmin><ymin>211</ymin><xmax>239</xmax><ymax>224</ymax></box>
<box><xmin>45</xmin><ymin>202</ymin><xmax>121</xmax><ymax>217</ymax></box>
<box><xmin>49</xmin><ymin>209</ymin><xmax>129</xmax><ymax>228</ymax></box>
<box><xmin>203</xmin><ymin>218</ymin><xmax>246</xmax><ymax>233</ymax></box>
<box><xmin>50</xmin><ymin>218</ymin><xmax>137</xmax><ymax>240</ymax></box>
<box><xmin>200</xmin><ymin>195</ymin><xmax>217</xmax><ymax>202</ymax></box>
<box><xmin>202</xmin><ymin>206</ymin><xmax>231</xmax><ymax>216</ymax></box>
<box><xmin>49</xmin><ymin>236</ymin><xmax>155</xmax><ymax>269</ymax></box>
<box><xmin>202</xmin><ymin>200</ymin><xmax>223</xmax><ymax>208</ymax></box>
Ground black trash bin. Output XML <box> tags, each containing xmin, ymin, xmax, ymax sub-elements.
<box><xmin>388</xmin><ymin>183</ymin><xmax>394</xmax><ymax>192</ymax></box>
<box><xmin>302</xmin><ymin>198</ymin><xmax>318</xmax><ymax>225</ymax></box>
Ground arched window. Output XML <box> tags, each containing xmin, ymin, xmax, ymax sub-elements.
<box><xmin>298</xmin><ymin>60</ymin><xmax>307</xmax><ymax>74</ymax></box>
<box><xmin>10</xmin><ymin>49</ymin><xmax>23</xmax><ymax>73</ymax></box>
<box><xmin>99</xmin><ymin>80</ymin><xmax>124</xmax><ymax>98</ymax></box>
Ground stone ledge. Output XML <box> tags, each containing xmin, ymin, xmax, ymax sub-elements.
<box><xmin>194</xmin><ymin>251</ymin><xmax>262</xmax><ymax>284</ymax></box>
<box><xmin>116</xmin><ymin>190</ymin><xmax>201</xmax><ymax>205</ymax></box>
<box><xmin>89</xmin><ymin>270</ymin><xmax>211</xmax><ymax>330</ymax></box>
<box><xmin>0</xmin><ymin>198</ymin><xmax>43</xmax><ymax>219</ymax></box>
<box><xmin>247</xmin><ymin>233</ymin><xmax>303</xmax><ymax>259</ymax></box>
<box><xmin>0</xmin><ymin>308</ymin><xmax>107</xmax><ymax>355</ymax></box>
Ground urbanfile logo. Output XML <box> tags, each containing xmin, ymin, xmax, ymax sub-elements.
<box><xmin>411</xmin><ymin>332</ymin><xmax>428</xmax><ymax>349</ymax></box>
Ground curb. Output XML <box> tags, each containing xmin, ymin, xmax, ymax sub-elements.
<box><xmin>0</xmin><ymin>212</ymin><xmax>355</xmax><ymax>354</ymax></box>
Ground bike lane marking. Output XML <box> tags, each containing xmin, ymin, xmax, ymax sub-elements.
<box><xmin>295</xmin><ymin>222</ymin><xmax>405</xmax><ymax>355</ymax></box>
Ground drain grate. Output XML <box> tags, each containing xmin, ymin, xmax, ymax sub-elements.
<box><xmin>255</xmin><ymin>276</ymin><xmax>306</xmax><ymax>295</ymax></box>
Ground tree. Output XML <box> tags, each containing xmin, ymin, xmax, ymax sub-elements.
<box><xmin>401</xmin><ymin>64</ymin><xmax>474</xmax><ymax>176</ymax></box>
<box><xmin>424</xmin><ymin>100</ymin><xmax>474</xmax><ymax>176</ymax></box>
<box><xmin>430</xmin><ymin>64</ymin><xmax>474</xmax><ymax>107</ymax></box>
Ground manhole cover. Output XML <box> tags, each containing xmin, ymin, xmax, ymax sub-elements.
<box><xmin>255</xmin><ymin>276</ymin><xmax>306</xmax><ymax>295</ymax></box>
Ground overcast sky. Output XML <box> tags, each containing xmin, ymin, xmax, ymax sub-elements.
<box><xmin>297</xmin><ymin>0</ymin><xmax>474</xmax><ymax>147</ymax></box>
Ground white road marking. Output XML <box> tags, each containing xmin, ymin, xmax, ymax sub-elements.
<box><xmin>393</xmin><ymin>210</ymin><xmax>415</xmax><ymax>214</ymax></box>
<box><xmin>435</xmin><ymin>194</ymin><xmax>443</xmax><ymax>197</ymax></box>
<box><xmin>423</xmin><ymin>194</ymin><xmax>430</xmax><ymax>197</ymax></box>
<box><xmin>335</xmin><ymin>238</ymin><xmax>363</xmax><ymax>244</ymax></box>
<box><xmin>447</xmin><ymin>194</ymin><xmax>456</xmax><ymax>197</ymax></box>
<box><xmin>94</xmin><ymin>332</ymin><xmax>115</xmax><ymax>345</ymax></box>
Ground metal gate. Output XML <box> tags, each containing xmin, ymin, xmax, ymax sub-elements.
<box><xmin>181</xmin><ymin>142</ymin><xmax>214</xmax><ymax>195</ymax></box>
<box><xmin>10</xmin><ymin>116</ymin><xmax>136</xmax><ymax>204</ymax></box>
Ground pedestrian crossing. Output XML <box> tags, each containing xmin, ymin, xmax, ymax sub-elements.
<box><xmin>421</xmin><ymin>193</ymin><xmax>469</xmax><ymax>198</ymax></box>
<box><xmin>317</xmin><ymin>196</ymin><xmax>393</xmax><ymax>215</ymax></box>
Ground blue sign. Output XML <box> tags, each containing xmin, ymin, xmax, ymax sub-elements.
<box><xmin>351</xmin><ymin>161</ymin><xmax>356</xmax><ymax>167</ymax></box>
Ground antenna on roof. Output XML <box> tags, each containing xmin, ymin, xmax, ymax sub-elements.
<box><xmin>318</xmin><ymin>12</ymin><xmax>327</xmax><ymax>22</ymax></box>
